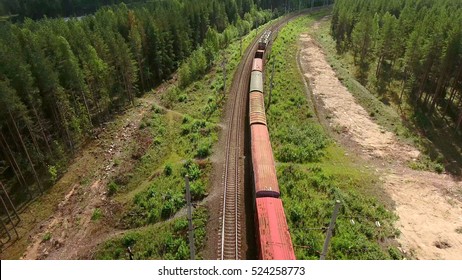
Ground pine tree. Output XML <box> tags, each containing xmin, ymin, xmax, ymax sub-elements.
<box><xmin>350</xmin><ymin>13</ymin><xmax>374</xmax><ymax>82</ymax></box>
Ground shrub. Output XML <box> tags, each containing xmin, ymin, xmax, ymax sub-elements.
<box><xmin>196</xmin><ymin>141</ymin><xmax>212</xmax><ymax>158</ymax></box>
<box><xmin>182</xmin><ymin>160</ymin><xmax>201</xmax><ymax>181</ymax></box>
<box><xmin>122</xmin><ymin>234</ymin><xmax>136</xmax><ymax>247</ymax></box>
<box><xmin>179</xmin><ymin>64</ymin><xmax>192</xmax><ymax>88</ymax></box>
<box><xmin>43</xmin><ymin>232</ymin><xmax>52</xmax><ymax>242</ymax></box>
<box><xmin>190</xmin><ymin>181</ymin><xmax>206</xmax><ymax>201</ymax></box>
<box><xmin>164</xmin><ymin>164</ymin><xmax>173</xmax><ymax>176</ymax></box>
<box><xmin>434</xmin><ymin>163</ymin><xmax>444</xmax><ymax>174</ymax></box>
<box><xmin>48</xmin><ymin>165</ymin><xmax>58</xmax><ymax>183</ymax></box>
<box><xmin>151</xmin><ymin>104</ymin><xmax>165</xmax><ymax>114</ymax></box>
<box><xmin>91</xmin><ymin>208</ymin><xmax>102</xmax><ymax>221</ymax></box>
<box><xmin>107</xmin><ymin>181</ymin><xmax>119</xmax><ymax>196</ymax></box>
<box><xmin>173</xmin><ymin>219</ymin><xmax>189</xmax><ymax>232</ymax></box>
<box><xmin>178</xmin><ymin>94</ymin><xmax>187</xmax><ymax>102</ymax></box>
<box><xmin>163</xmin><ymin>87</ymin><xmax>180</xmax><ymax>109</ymax></box>
<box><xmin>182</xmin><ymin>115</ymin><xmax>191</xmax><ymax>124</ymax></box>
<box><xmin>388</xmin><ymin>246</ymin><xmax>402</xmax><ymax>260</ymax></box>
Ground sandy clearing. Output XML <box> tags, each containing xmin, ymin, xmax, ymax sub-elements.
<box><xmin>300</xmin><ymin>34</ymin><xmax>420</xmax><ymax>162</ymax></box>
<box><xmin>299</xmin><ymin>23</ymin><xmax>462</xmax><ymax>259</ymax></box>
<box><xmin>384</xmin><ymin>169</ymin><xmax>462</xmax><ymax>259</ymax></box>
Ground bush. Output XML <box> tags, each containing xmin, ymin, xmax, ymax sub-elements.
<box><xmin>179</xmin><ymin>64</ymin><xmax>192</xmax><ymax>88</ymax></box>
<box><xmin>178</xmin><ymin>94</ymin><xmax>187</xmax><ymax>102</ymax></box>
<box><xmin>409</xmin><ymin>156</ymin><xmax>445</xmax><ymax>174</ymax></box>
<box><xmin>164</xmin><ymin>164</ymin><xmax>173</xmax><ymax>176</ymax></box>
<box><xmin>173</xmin><ymin>219</ymin><xmax>188</xmax><ymax>232</ymax></box>
<box><xmin>122</xmin><ymin>234</ymin><xmax>137</xmax><ymax>247</ymax></box>
<box><xmin>179</xmin><ymin>47</ymin><xmax>208</xmax><ymax>88</ymax></box>
<box><xmin>182</xmin><ymin>160</ymin><xmax>201</xmax><ymax>181</ymax></box>
<box><xmin>388</xmin><ymin>246</ymin><xmax>402</xmax><ymax>260</ymax></box>
<box><xmin>48</xmin><ymin>165</ymin><xmax>58</xmax><ymax>183</ymax></box>
<box><xmin>161</xmin><ymin>194</ymin><xmax>185</xmax><ymax>220</ymax></box>
<box><xmin>43</xmin><ymin>232</ymin><xmax>52</xmax><ymax>241</ymax></box>
<box><xmin>190</xmin><ymin>181</ymin><xmax>206</xmax><ymax>201</ymax></box>
<box><xmin>182</xmin><ymin>115</ymin><xmax>191</xmax><ymax>124</ymax></box>
<box><xmin>203</xmin><ymin>102</ymin><xmax>218</xmax><ymax>120</ymax></box>
<box><xmin>161</xmin><ymin>201</ymin><xmax>175</xmax><ymax>219</ymax></box>
<box><xmin>92</xmin><ymin>208</ymin><xmax>102</xmax><ymax>221</ymax></box>
<box><xmin>196</xmin><ymin>141</ymin><xmax>212</xmax><ymax>158</ymax></box>
<box><xmin>152</xmin><ymin>104</ymin><xmax>165</xmax><ymax>114</ymax></box>
<box><xmin>107</xmin><ymin>181</ymin><xmax>119</xmax><ymax>196</ymax></box>
<box><xmin>434</xmin><ymin>163</ymin><xmax>444</xmax><ymax>174</ymax></box>
<box><xmin>163</xmin><ymin>87</ymin><xmax>180</xmax><ymax>108</ymax></box>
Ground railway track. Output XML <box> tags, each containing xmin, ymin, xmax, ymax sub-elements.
<box><xmin>217</xmin><ymin>10</ymin><xmax>316</xmax><ymax>260</ymax></box>
<box><xmin>217</xmin><ymin>25</ymin><xmax>259</xmax><ymax>260</ymax></box>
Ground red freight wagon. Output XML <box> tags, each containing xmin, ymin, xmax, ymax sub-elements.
<box><xmin>255</xmin><ymin>197</ymin><xmax>296</xmax><ymax>260</ymax></box>
<box><xmin>251</xmin><ymin>124</ymin><xmax>279</xmax><ymax>198</ymax></box>
<box><xmin>252</xmin><ymin>58</ymin><xmax>264</xmax><ymax>72</ymax></box>
<box><xmin>249</xmin><ymin>91</ymin><xmax>267</xmax><ymax>126</ymax></box>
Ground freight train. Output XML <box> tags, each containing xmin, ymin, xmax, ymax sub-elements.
<box><xmin>249</xmin><ymin>30</ymin><xmax>296</xmax><ymax>260</ymax></box>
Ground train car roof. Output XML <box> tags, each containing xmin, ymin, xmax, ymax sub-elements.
<box><xmin>256</xmin><ymin>197</ymin><xmax>296</xmax><ymax>260</ymax></box>
<box><xmin>251</xmin><ymin>124</ymin><xmax>279</xmax><ymax>197</ymax></box>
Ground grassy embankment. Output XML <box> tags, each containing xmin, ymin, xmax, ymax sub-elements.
<box><xmin>311</xmin><ymin>18</ymin><xmax>458</xmax><ymax>174</ymax></box>
<box><xmin>94</xmin><ymin>18</ymin><xmax>277</xmax><ymax>260</ymax></box>
<box><xmin>265</xmin><ymin>12</ymin><xmax>402</xmax><ymax>260</ymax></box>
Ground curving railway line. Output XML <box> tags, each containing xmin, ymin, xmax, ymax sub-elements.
<box><xmin>217</xmin><ymin>11</ymin><xmax>310</xmax><ymax>260</ymax></box>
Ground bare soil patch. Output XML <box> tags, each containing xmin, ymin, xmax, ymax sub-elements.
<box><xmin>299</xmin><ymin>24</ymin><xmax>462</xmax><ymax>259</ymax></box>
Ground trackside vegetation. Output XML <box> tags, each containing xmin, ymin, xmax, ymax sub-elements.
<box><xmin>93</xmin><ymin>12</ymin><xmax>276</xmax><ymax>260</ymax></box>
<box><xmin>265</xmin><ymin>13</ymin><xmax>401</xmax><ymax>260</ymax></box>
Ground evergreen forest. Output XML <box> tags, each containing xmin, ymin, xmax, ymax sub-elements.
<box><xmin>0</xmin><ymin>0</ymin><xmax>328</xmax><ymax>20</ymax></box>
<box><xmin>332</xmin><ymin>0</ymin><xmax>462</xmax><ymax>133</ymax></box>
<box><xmin>0</xmin><ymin>0</ymin><xmax>332</xmax><ymax>217</ymax></box>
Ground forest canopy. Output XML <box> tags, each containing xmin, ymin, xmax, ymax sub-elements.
<box><xmin>0</xmin><ymin>0</ymin><xmax>148</xmax><ymax>20</ymax></box>
<box><xmin>0</xmin><ymin>0</ymin><xmax>277</xmax><ymax>204</ymax></box>
<box><xmin>331</xmin><ymin>0</ymin><xmax>462</xmax><ymax>131</ymax></box>
<box><xmin>0</xmin><ymin>0</ymin><xmax>331</xmax><ymax>20</ymax></box>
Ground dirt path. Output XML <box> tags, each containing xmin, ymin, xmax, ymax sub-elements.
<box><xmin>299</xmin><ymin>22</ymin><xmax>462</xmax><ymax>259</ymax></box>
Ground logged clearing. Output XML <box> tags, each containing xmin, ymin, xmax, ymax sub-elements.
<box><xmin>299</xmin><ymin>21</ymin><xmax>462</xmax><ymax>260</ymax></box>
<box><xmin>16</xmin><ymin>93</ymin><xmax>159</xmax><ymax>260</ymax></box>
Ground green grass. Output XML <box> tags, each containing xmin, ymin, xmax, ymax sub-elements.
<box><xmin>120</xmin><ymin>160</ymin><xmax>209</xmax><ymax>228</ymax></box>
<box><xmin>95</xmin><ymin>207</ymin><xmax>208</xmax><ymax>260</ymax></box>
<box><xmin>266</xmin><ymin>15</ymin><xmax>330</xmax><ymax>165</ymax></box>
<box><xmin>266</xmin><ymin>12</ymin><xmax>401</xmax><ymax>260</ymax></box>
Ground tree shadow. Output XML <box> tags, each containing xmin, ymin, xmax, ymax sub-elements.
<box><xmin>409</xmin><ymin>107</ymin><xmax>462</xmax><ymax>177</ymax></box>
<box><xmin>356</xmin><ymin>61</ymin><xmax>370</xmax><ymax>84</ymax></box>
